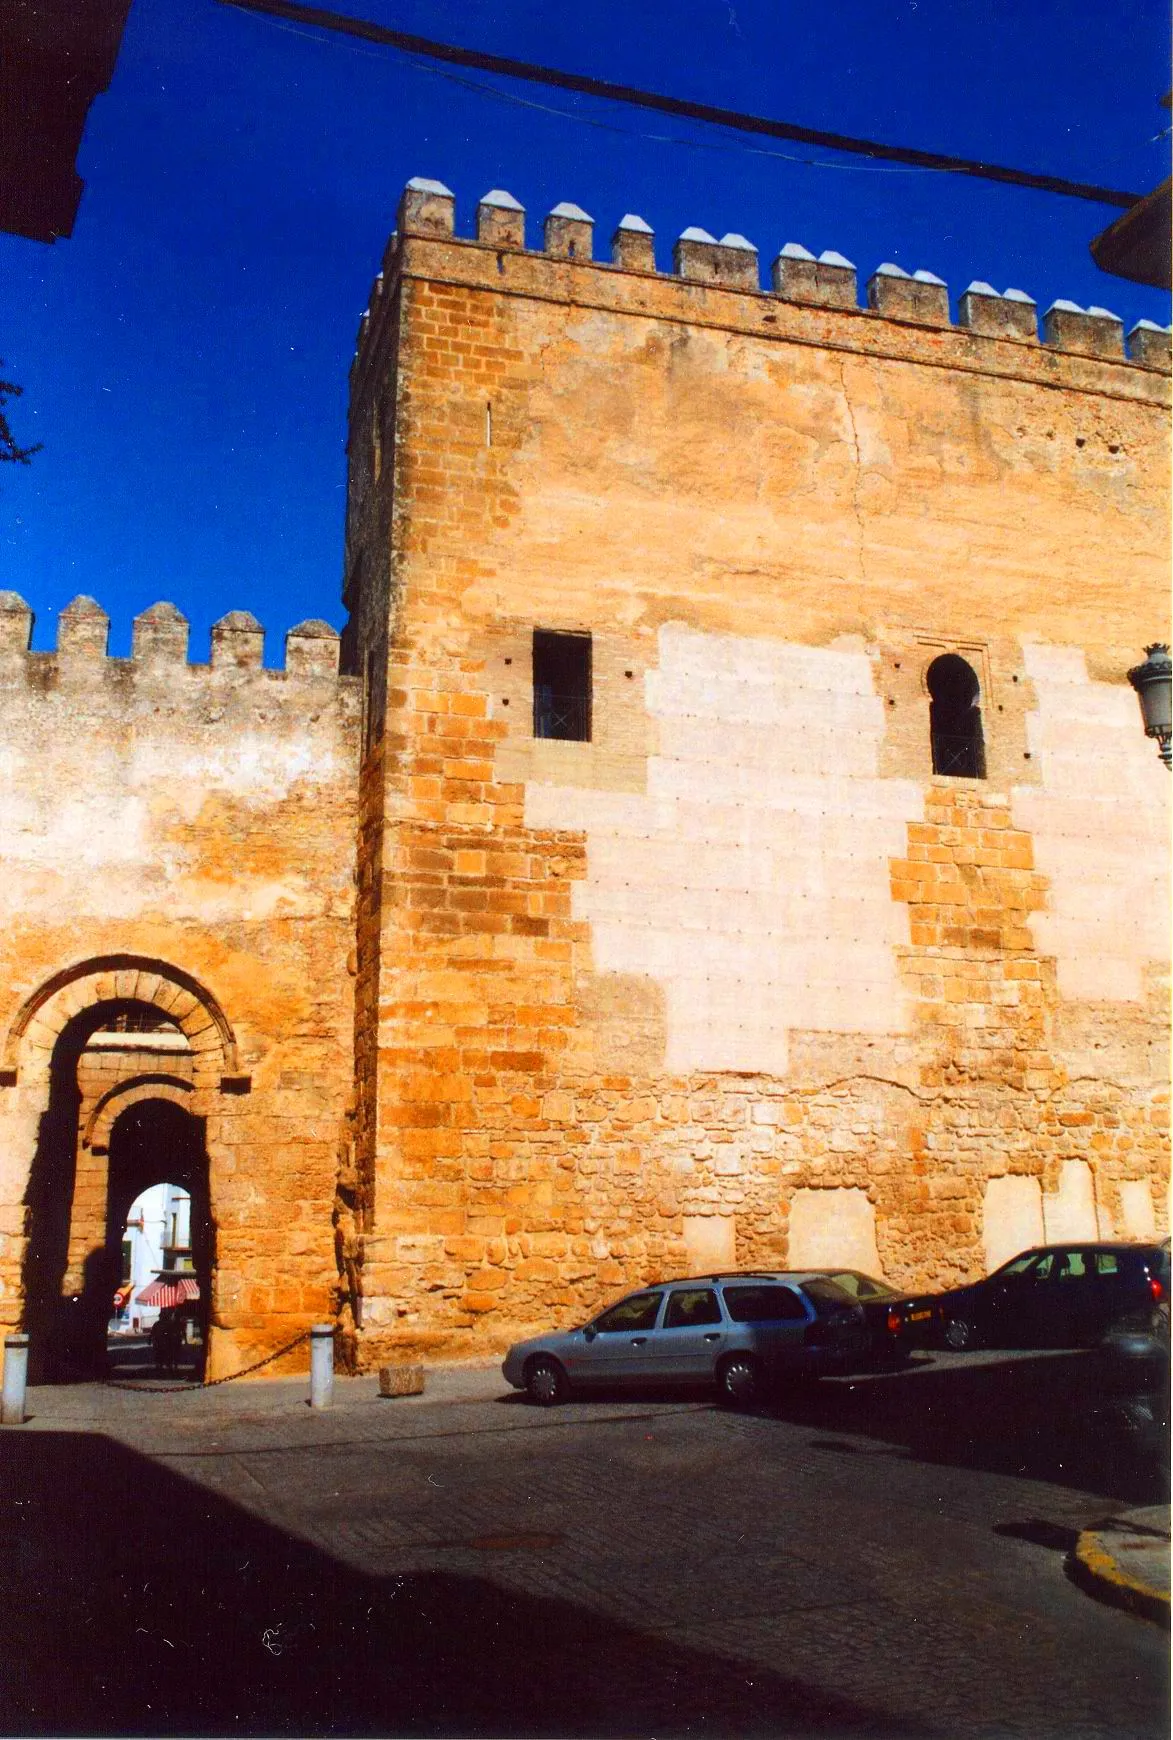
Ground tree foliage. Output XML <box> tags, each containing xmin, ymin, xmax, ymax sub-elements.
<box><xmin>1</xmin><ymin>366</ymin><xmax>41</xmax><ymax>466</ymax></box>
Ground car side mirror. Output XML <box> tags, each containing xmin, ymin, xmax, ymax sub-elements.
<box><xmin>583</xmin><ymin>1325</ymin><xmax>597</xmax><ymax>1341</ymax></box>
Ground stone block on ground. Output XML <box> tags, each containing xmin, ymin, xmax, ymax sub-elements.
<box><xmin>379</xmin><ymin>1363</ymin><xmax>426</xmax><ymax>1398</ymax></box>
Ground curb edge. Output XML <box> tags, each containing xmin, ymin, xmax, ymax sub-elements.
<box><xmin>1070</xmin><ymin>1529</ymin><xmax>1171</xmax><ymax>1628</ymax></box>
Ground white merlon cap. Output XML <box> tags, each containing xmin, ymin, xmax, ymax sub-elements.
<box><xmin>1047</xmin><ymin>298</ymin><xmax>1084</xmax><ymax>314</ymax></box>
<box><xmin>617</xmin><ymin>213</ymin><xmax>653</xmax><ymax>233</ymax></box>
<box><xmin>964</xmin><ymin>281</ymin><xmax>1000</xmax><ymax>297</ymax></box>
<box><xmin>818</xmin><ymin>249</ymin><xmax>855</xmax><ymax>268</ymax></box>
<box><xmin>719</xmin><ymin>232</ymin><xmax>757</xmax><ymax>251</ymax></box>
<box><xmin>480</xmin><ymin>188</ymin><xmax>524</xmax><ymax>210</ymax></box>
<box><xmin>679</xmin><ymin>226</ymin><xmax>717</xmax><ymax>243</ymax></box>
<box><xmin>549</xmin><ymin>201</ymin><xmax>593</xmax><ymax>222</ymax></box>
<box><xmin>1002</xmin><ymin>287</ymin><xmax>1036</xmax><ymax>304</ymax></box>
<box><xmin>1086</xmin><ymin>305</ymin><xmax>1121</xmax><ymax>321</ymax></box>
<box><xmin>912</xmin><ymin>268</ymin><xmax>946</xmax><ymax>285</ymax></box>
<box><xmin>406</xmin><ymin>177</ymin><xmax>453</xmax><ymax>196</ymax></box>
<box><xmin>874</xmin><ymin>262</ymin><xmax>910</xmax><ymax>278</ymax></box>
<box><xmin>1131</xmin><ymin>317</ymin><xmax>1165</xmax><ymax>331</ymax></box>
<box><xmin>778</xmin><ymin>241</ymin><xmax>815</xmax><ymax>260</ymax></box>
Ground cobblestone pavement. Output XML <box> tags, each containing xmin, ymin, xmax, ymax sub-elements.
<box><xmin>2</xmin><ymin>1356</ymin><xmax>1168</xmax><ymax>1737</ymax></box>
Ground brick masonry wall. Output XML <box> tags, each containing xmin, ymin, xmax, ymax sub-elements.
<box><xmin>345</xmin><ymin>204</ymin><xmax>1169</xmax><ymax>1364</ymax></box>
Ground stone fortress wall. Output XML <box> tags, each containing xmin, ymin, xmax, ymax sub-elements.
<box><xmin>0</xmin><ymin>593</ymin><xmax>360</xmax><ymax>1376</ymax></box>
<box><xmin>0</xmin><ymin>172</ymin><xmax>1168</xmax><ymax>1378</ymax></box>
<box><xmin>344</xmin><ymin>179</ymin><xmax>1170</xmax><ymax>1365</ymax></box>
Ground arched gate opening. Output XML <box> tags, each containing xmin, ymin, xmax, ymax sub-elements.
<box><xmin>5</xmin><ymin>957</ymin><xmax>241</xmax><ymax>1384</ymax></box>
<box><xmin>19</xmin><ymin>1001</ymin><xmax>212</xmax><ymax>1381</ymax></box>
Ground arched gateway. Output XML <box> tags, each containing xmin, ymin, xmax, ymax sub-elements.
<box><xmin>0</xmin><ymin>956</ymin><xmax>250</xmax><ymax>1381</ymax></box>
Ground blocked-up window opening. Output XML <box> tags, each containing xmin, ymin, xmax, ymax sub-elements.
<box><xmin>533</xmin><ymin>630</ymin><xmax>591</xmax><ymax>741</ymax></box>
<box><xmin>928</xmin><ymin>653</ymin><xmax>986</xmax><ymax>778</ymax></box>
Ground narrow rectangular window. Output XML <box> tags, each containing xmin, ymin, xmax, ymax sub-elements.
<box><xmin>533</xmin><ymin>630</ymin><xmax>591</xmax><ymax>741</ymax></box>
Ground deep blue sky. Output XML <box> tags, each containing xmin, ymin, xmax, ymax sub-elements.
<box><xmin>3</xmin><ymin>0</ymin><xmax>1170</xmax><ymax>659</ymax></box>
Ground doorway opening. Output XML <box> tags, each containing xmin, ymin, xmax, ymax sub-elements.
<box><xmin>106</xmin><ymin>1106</ymin><xmax>212</xmax><ymax>1382</ymax></box>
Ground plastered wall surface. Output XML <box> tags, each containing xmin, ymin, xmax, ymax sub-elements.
<box><xmin>526</xmin><ymin>626</ymin><xmax>923</xmax><ymax>1076</ymax></box>
<box><xmin>0</xmin><ymin>599</ymin><xmax>361</xmax><ymax>1375</ymax></box>
<box><xmin>344</xmin><ymin>191</ymin><xmax>1169</xmax><ymax>1362</ymax></box>
<box><xmin>1012</xmin><ymin>642</ymin><xmax>1171</xmax><ymax>1002</ymax></box>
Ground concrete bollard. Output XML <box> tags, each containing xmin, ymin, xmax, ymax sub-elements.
<box><xmin>2</xmin><ymin>1334</ymin><xmax>29</xmax><ymax>1425</ymax></box>
<box><xmin>309</xmin><ymin>1322</ymin><xmax>335</xmax><ymax>1411</ymax></box>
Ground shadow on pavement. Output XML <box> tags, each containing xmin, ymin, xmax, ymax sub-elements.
<box><xmin>759</xmin><ymin>1350</ymin><xmax>1168</xmax><ymax>1504</ymax></box>
<box><xmin>0</xmin><ymin>1429</ymin><xmax>928</xmax><ymax>1739</ymax></box>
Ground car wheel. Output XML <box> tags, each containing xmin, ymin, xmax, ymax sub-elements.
<box><xmin>943</xmin><ymin>1315</ymin><xmax>979</xmax><ymax>1352</ymax></box>
<box><xmin>524</xmin><ymin>1355</ymin><xmax>568</xmax><ymax>1406</ymax></box>
<box><xmin>716</xmin><ymin>1353</ymin><xmax>761</xmax><ymax>1409</ymax></box>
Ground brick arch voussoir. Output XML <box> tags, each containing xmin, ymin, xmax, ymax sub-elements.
<box><xmin>4</xmin><ymin>953</ymin><xmax>241</xmax><ymax>1086</ymax></box>
<box><xmin>85</xmin><ymin>1075</ymin><xmax>196</xmax><ymax>1155</ymax></box>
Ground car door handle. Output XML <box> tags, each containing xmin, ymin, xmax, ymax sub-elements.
<box><xmin>630</xmin><ymin>1337</ymin><xmax>647</xmax><ymax>1346</ymax></box>
<box><xmin>704</xmin><ymin>1333</ymin><xmax>722</xmax><ymax>1342</ymax></box>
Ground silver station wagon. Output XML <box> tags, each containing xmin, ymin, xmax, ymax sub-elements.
<box><xmin>502</xmin><ymin>1272</ymin><xmax>869</xmax><ymax>1407</ymax></box>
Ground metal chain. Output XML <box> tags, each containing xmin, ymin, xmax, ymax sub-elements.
<box><xmin>102</xmin><ymin>1328</ymin><xmax>312</xmax><ymax>1394</ymax></box>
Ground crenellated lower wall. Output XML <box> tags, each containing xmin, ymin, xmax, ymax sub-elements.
<box><xmin>0</xmin><ymin>591</ymin><xmax>362</xmax><ymax>1375</ymax></box>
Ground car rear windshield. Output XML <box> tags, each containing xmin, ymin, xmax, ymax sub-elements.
<box><xmin>723</xmin><ymin>1285</ymin><xmax>807</xmax><ymax>1323</ymax></box>
<box><xmin>800</xmin><ymin>1278</ymin><xmax>858</xmax><ymax>1318</ymax></box>
<box><xmin>826</xmin><ymin>1271</ymin><xmax>896</xmax><ymax>1302</ymax></box>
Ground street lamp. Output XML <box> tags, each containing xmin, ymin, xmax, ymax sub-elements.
<box><xmin>1127</xmin><ymin>644</ymin><xmax>1172</xmax><ymax>769</ymax></box>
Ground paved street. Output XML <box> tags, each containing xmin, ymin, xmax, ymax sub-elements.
<box><xmin>1</xmin><ymin>1352</ymin><xmax>1167</xmax><ymax>1737</ymax></box>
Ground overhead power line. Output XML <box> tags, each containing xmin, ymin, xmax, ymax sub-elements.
<box><xmin>217</xmin><ymin>0</ymin><xmax>1142</xmax><ymax>208</ymax></box>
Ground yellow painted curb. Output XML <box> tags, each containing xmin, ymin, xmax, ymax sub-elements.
<box><xmin>1071</xmin><ymin>1528</ymin><xmax>1171</xmax><ymax>1628</ymax></box>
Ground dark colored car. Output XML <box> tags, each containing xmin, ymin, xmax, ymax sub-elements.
<box><xmin>1092</xmin><ymin>1302</ymin><xmax>1170</xmax><ymax>1463</ymax></box>
<box><xmin>805</xmin><ymin>1270</ymin><xmax>939</xmax><ymax>1365</ymax></box>
<box><xmin>502</xmin><ymin>1272</ymin><xmax>869</xmax><ymax>1407</ymax></box>
<box><xmin>933</xmin><ymin>1241</ymin><xmax>1169</xmax><ymax>1351</ymax></box>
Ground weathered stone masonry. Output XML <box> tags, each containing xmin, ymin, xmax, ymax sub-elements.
<box><xmin>343</xmin><ymin>180</ymin><xmax>1170</xmax><ymax>1365</ymax></box>
<box><xmin>0</xmin><ymin>174</ymin><xmax>1168</xmax><ymax>1376</ymax></box>
<box><xmin>0</xmin><ymin>597</ymin><xmax>360</xmax><ymax>1377</ymax></box>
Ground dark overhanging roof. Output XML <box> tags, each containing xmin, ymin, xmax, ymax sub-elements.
<box><xmin>0</xmin><ymin>0</ymin><xmax>133</xmax><ymax>243</ymax></box>
<box><xmin>1090</xmin><ymin>177</ymin><xmax>1173</xmax><ymax>291</ymax></box>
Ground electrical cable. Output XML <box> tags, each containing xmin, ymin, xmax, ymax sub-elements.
<box><xmin>215</xmin><ymin>0</ymin><xmax>1143</xmax><ymax>207</ymax></box>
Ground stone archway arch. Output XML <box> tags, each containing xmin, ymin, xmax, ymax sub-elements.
<box><xmin>84</xmin><ymin>1075</ymin><xmax>195</xmax><ymax>1155</ymax></box>
<box><xmin>0</xmin><ymin>954</ymin><xmax>252</xmax><ymax>1378</ymax></box>
<box><xmin>2</xmin><ymin>953</ymin><xmax>244</xmax><ymax>1090</ymax></box>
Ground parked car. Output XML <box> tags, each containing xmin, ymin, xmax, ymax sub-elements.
<box><xmin>801</xmin><ymin>1269</ymin><xmax>939</xmax><ymax>1365</ymax></box>
<box><xmin>502</xmin><ymin>1273</ymin><xmax>868</xmax><ymax>1407</ymax></box>
<box><xmin>1091</xmin><ymin>1301</ymin><xmax>1170</xmax><ymax>1464</ymax></box>
<box><xmin>932</xmin><ymin>1241</ymin><xmax>1169</xmax><ymax>1352</ymax></box>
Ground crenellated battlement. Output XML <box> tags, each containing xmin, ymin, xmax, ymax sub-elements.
<box><xmin>0</xmin><ymin>592</ymin><xmax>355</xmax><ymax>687</ymax></box>
<box><xmin>351</xmin><ymin>176</ymin><xmax>1173</xmax><ymax>391</ymax></box>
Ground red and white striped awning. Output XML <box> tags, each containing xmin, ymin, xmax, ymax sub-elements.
<box><xmin>136</xmin><ymin>1274</ymin><xmax>200</xmax><ymax>1309</ymax></box>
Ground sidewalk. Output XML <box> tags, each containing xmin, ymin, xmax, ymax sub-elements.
<box><xmin>1072</xmin><ymin>1506</ymin><xmax>1171</xmax><ymax>1628</ymax></box>
<box><xmin>10</xmin><ymin>1360</ymin><xmax>516</xmax><ymax>1446</ymax></box>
